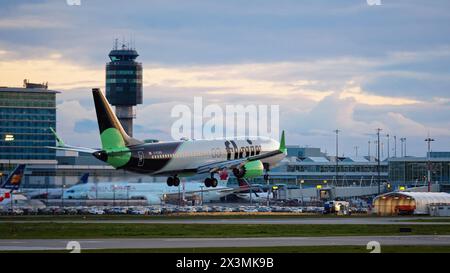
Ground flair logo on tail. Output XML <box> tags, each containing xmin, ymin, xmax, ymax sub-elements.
<box><xmin>1</xmin><ymin>164</ymin><xmax>26</xmax><ymax>190</ymax></box>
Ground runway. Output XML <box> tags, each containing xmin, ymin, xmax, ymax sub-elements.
<box><xmin>1</xmin><ymin>235</ymin><xmax>450</xmax><ymax>251</ymax></box>
<box><xmin>3</xmin><ymin>217</ymin><xmax>450</xmax><ymax>225</ymax></box>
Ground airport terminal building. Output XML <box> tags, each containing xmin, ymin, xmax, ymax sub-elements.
<box><xmin>0</xmin><ymin>81</ymin><xmax>58</xmax><ymax>185</ymax></box>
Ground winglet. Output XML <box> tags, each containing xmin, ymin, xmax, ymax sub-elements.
<box><xmin>49</xmin><ymin>127</ymin><xmax>65</xmax><ymax>147</ymax></box>
<box><xmin>279</xmin><ymin>130</ymin><xmax>286</xmax><ymax>153</ymax></box>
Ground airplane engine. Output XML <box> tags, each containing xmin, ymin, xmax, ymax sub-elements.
<box><xmin>232</xmin><ymin>160</ymin><xmax>264</xmax><ymax>179</ymax></box>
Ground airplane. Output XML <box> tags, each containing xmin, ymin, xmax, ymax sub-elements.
<box><xmin>234</xmin><ymin>179</ymin><xmax>273</xmax><ymax>202</ymax></box>
<box><xmin>26</xmin><ymin>173</ymin><xmax>90</xmax><ymax>199</ymax></box>
<box><xmin>63</xmin><ymin>176</ymin><xmax>235</xmax><ymax>204</ymax></box>
<box><xmin>49</xmin><ymin>88</ymin><xmax>287</xmax><ymax>188</ymax></box>
<box><xmin>0</xmin><ymin>164</ymin><xmax>26</xmax><ymax>194</ymax></box>
<box><xmin>0</xmin><ymin>164</ymin><xmax>28</xmax><ymax>205</ymax></box>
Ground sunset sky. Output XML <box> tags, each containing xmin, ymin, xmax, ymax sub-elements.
<box><xmin>1</xmin><ymin>0</ymin><xmax>449</xmax><ymax>157</ymax></box>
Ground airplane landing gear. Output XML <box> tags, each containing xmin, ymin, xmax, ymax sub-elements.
<box><xmin>167</xmin><ymin>175</ymin><xmax>180</xmax><ymax>187</ymax></box>
<box><xmin>204</xmin><ymin>174</ymin><xmax>218</xmax><ymax>188</ymax></box>
<box><xmin>263</xmin><ymin>163</ymin><xmax>270</xmax><ymax>182</ymax></box>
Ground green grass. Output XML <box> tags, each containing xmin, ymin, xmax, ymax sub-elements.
<box><xmin>1</xmin><ymin>223</ymin><xmax>450</xmax><ymax>239</ymax></box>
<box><xmin>3</xmin><ymin>245</ymin><xmax>450</xmax><ymax>253</ymax></box>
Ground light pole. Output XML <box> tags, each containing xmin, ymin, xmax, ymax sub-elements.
<box><xmin>354</xmin><ymin>146</ymin><xmax>359</xmax><ymax>157</ymax></box>
<box><xmin>404</xmin><ymin>138</ymin><xmax>407</xmax><ymax>157</ymax></box>
<box><xmin>126</xmin><ymin>185</ymin><xmax>130</xmax><ymax>207</ymax></box>
<box><xmin>376</xmin><ymin>128</ymin><xmax>382</xmax><ymax>194</ymax></box>
<box><xmin>200</xmin><ymin>186</ymin><xmax>204</xmax><ymax>206</ymax></box>
<box><xmin>249</xmin><ymin>180</ymin><xmax>253</xmax><ymax>206</ymax></box>
<box><xmin>368</xmin><ymin>140</ymin><xmax>371</xmax><ymax>158</ymax></box>
<box><xmin>297</xmin><ymin>179</ymin><xmax>303</xmax><ymax>205</ymax></box>
<box><xmin>178</xmin><ymin>182</ymin><xmax>181</xmax><ymax>207</ymax></box>
<box><xmin>386</xmin><ymin>134</ymin><xmax>390</xmax><ymax>159</ymax></box>
<box><xmin>61</xmin><ymin>184</ymin><xmax>66</xmax><ymax>208</ymax></box>
<box><xmin>334</xmin><ymin>129</ymin><xmax>340</xmax><ymax>186</ymax></box>
<box><xmin>425</xmin><ymin>137</ymin><xmax>435</xmax><ymax>192</ymax></box>
<box><xmin>113</xmin><ymin>184</ymin><xmax>117</xmax><ymax>207</ymax></box>
<box><xmin>400</xmin><ymin>138</ymin><xmax>406</xmax><ymax>157</ymax></box>
<box><xmin>394</xmin><ymin>135</ymin><xmax>397</xmax><ymax>157</ymax></box>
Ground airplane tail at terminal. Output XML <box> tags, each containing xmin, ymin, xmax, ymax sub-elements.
<box><xmin>0</xmin><ymin>164</ymin><xmax>26</xmax><ymax>191</ymax></box>
<box><xmin>92</xmin><ymin>88</ymin><xmax>142</xmax><ymax>150</ymax></box>
<box><xmin>78</xmin><ymin>173</ymin><xmax>89</xmax><ymax>184</ymax></box>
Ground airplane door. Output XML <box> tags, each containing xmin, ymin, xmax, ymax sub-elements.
<box><xmin>138</xmin><ymin>151</ymin><xmax>145</xmax><ymax>167</ymax></box>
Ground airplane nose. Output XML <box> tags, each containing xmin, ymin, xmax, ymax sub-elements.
<box><xmin>93</xmin><ymin>150</ymin><xmax>108</xmax><ymax>162</ymax></box>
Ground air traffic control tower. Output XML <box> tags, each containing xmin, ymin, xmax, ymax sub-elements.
<box><xmin>105</xmin><ymin>42</ymin><xmax>143</xmax><ymax>136</ymax></box>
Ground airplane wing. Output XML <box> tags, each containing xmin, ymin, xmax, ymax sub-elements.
<box><xmin>164</xmin><ymin>186</ymin><xmax>235</xmax><ymax>199</ymax></box>
<box><xmin>46</xmin><ymin>127</ymin><xmax>100</xmax><ymax>153</ymax></box>
<box><xmin>196</xmin><ymin>131</ymin><xmax>286</xmax><ymax>175</ymax></box>
<box><xmin>48</xmin><ymin>145</ymin><xmax>99</xmax><ymax>154</ymax></box>
<box><xmin>47</xmin><ymin>127</ymin><xmax>146</xmax><ymax>155</ymax></box>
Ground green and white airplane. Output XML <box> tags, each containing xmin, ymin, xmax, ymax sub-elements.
<box><xmin>50</xmin><ymin>88</ymin><xmax>287</xmax><ymax>188</ymax></box>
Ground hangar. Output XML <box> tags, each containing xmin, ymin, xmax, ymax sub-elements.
<box><xmin>373</xmin><ymin>192</ymin><xmax>450</xmax><ymax>216</ymax></box>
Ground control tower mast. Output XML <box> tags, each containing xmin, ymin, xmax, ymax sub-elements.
<box><xmin>105</xmin><ymin>39</ymin><xmax>143</xmax><ymax>136</ymax></box>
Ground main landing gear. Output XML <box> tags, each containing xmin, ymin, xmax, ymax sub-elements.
<box><xmin>204</xmin><ymin>174</ymin><xmax>218</xmax><ymax>188</ymax></box>
<box><xmin>167</xmin><ymin>175</ymin><xmax>180</xmax><ymax>187</ymax></box>
<box><xmin>263</xmin><ymin>163</ymin><xmax>270</xmax><ymax>182</ymax></box>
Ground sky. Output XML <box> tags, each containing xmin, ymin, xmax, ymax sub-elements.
<box><xmin>0</xmin><ymin>0</ymin><xmax>449</xmax><ymax>157</ymax></box>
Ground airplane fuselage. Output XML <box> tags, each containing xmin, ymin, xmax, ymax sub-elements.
<box><xmin>95</xmin><ymin>136</ymin><xmax>284</xmax><ymax>176</ymax></box>
<box><xmin>63</xmin><ymin>182</ymin><xmax>231</xmax><ymax>204</ymax></box>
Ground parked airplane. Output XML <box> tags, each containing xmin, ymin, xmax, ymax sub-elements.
<box><xmin>50</xmin><ymin>88</ymin><xmax>287</xmax><ymax>188</ymax></box>
<box><xmin>0</xmin><ymin>164</ymin><xmax>28</xmax><ymax>206</ymax></box>
<box><xmin>26</xmin><ymin>173</ymin><xmax>90</xmax><ymax>199</ymax></box>
<box><xmin>0</xmin><ymin>164</ymin><xmax>25</xmax><ymax>194</ymax></box>
<box><xmin>63</xmin><ymin>177</ymin><xmax>235</xmax><ymax>204</ymax></box>
<box><xmin>234</xmin><ymin>179</ymin><xmax>273</xmax><ymax>202</ymax></box>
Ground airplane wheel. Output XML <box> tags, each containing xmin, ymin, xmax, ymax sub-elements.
<box><xmin>204</xmin><ymin>178</ymin><xmax>212</xmax><ymax>187</ymax></box>
<box><xmin>211</xmin><ymin>178</ymin><xmax>218</xmax><ymax>188</ymax></box>
<box><xmin>173</xmin><ymin>176</ymin><xmax>180</xmax><ymax>187</ymax></box>
<box><xmin>167</xmin><ymin>177</ymin><xmax>174</xmax><ymax>187</ymax></box>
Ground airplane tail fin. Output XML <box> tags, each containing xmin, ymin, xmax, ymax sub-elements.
<box><xmin>92</xmin><ymin>88</ymin><xmax>142</xmax><ymax>150</ymax></box>
<box><xmin>78</xmin><ymin>173</ymin><xmax>89</xmax><ymax>184</ymax></box>
<box><xmin>0</xmin><ymin>164</ymin><xmax>26</xmax><ymax>191</ymax></box>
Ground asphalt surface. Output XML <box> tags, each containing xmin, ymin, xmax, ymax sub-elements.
<box><xmin>3</xmin><ymin>217</ymin><xmax>450</xmax><ymax>225</ymax></box>
<box><xmin>1</xmin><ymin>236</ymin><xmax>450</xmax><ymax>251</ymax></box>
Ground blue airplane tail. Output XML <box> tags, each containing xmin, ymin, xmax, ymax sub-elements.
<box><xmin>1</xmin><ymin>164</ymin><xmax>26</xmax><ymax>191</ymax></box>
<box><xmin>79</xmin><ymin>173</ymin><xmax>89</xmax><ymax>184</ymax></box>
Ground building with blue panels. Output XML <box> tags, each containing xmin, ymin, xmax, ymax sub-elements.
<box><xmin>0</xmin><ymin>80</ymin><xmax>59</xmax><ymax>184</ymax></box>
<box><xmin>0</xmin><ymin>81</ymin><xmax>58</xmax><ymax>161</ymax></box>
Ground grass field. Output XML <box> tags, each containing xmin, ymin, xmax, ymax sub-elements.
<box><xmin>3</xmin><ymin>245</ymin><xmax>450</xmax><ymax>253</ymax></box>
<box><xmin>1</xmin><ymin>222</ymin><xmax>450</xmax><ymax>239</ymax></box>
